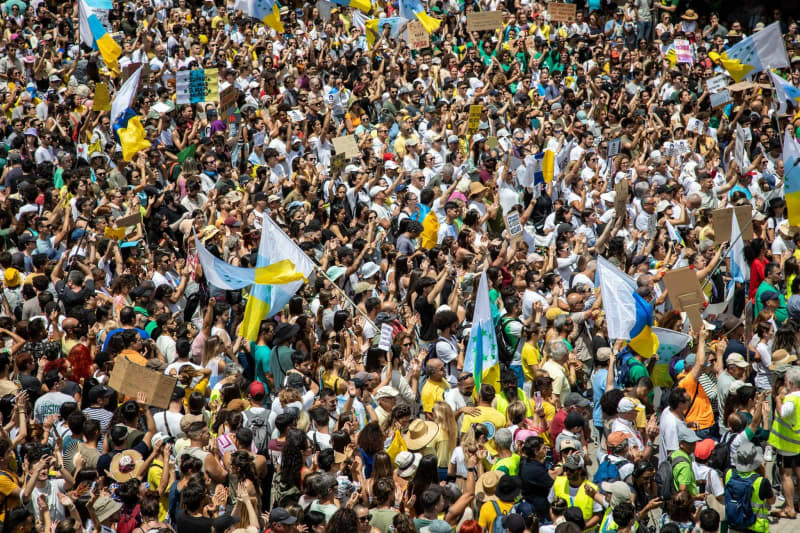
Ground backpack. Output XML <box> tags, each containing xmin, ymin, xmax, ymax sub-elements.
<box><xmin>243</xmin><ymin>408</ymin><xmax>270</xmax><ymax>455</ymax></box>
<box><xmin>272</xmin><ymin>472</ymin><xmax>302</xmax><ymax>507</ymax></box>
<box><xmin>116</xmin><ymin>503</ymin><xmax>141</xmax><ymax>533</ymax></box>
<box><xmin>655</xmin><ymin>454</ymin><xmax>689</xmax><ymax>502</ymax></box>
<box><xmin>724</xmin><ymin>471</ymin><xmax>758</xmax><ymax>531</ymax></box>
<box><xmin>491</xmin><ymin>499</ymin><xmax>510</xmax><ymax>533</ymax></box>
<box><xmin>496</xmin><ymin>315</ymin><xmax>522</xmax><ymax>365</ymax></box>
<box><xmin>708</xmin><ymin>432</ymin><xmax>735</xmax><ymax>473</ymax></box>
<box><xmin>593</xmin><ymin>456</ymin><xmax>630</xmax><ymax>485</ymax></box>
<box><xmin>614</xmin><ymin>348</ymin><xmax>643</xmax><ymax>389</ymax></box>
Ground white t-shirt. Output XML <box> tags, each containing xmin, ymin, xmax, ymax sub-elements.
<box><xmin>155</xmin><ymin>410</ymin><xmax>185</xmax><ymax>438</ymax></box>
<box><xmin>693</xmin><ymin>462</ymin><xmax>724</xmax><ymax>501</ymax></box>
<box><xmin>658</xmin><ymin>408</ymin><xmax>686</xmax><ymax>464</ymax></box>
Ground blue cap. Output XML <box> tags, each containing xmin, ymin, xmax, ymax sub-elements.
<box><xmin>684</xmin><ymin>353</ymin><xmax>696</xmax><ymax>367</ymax></box>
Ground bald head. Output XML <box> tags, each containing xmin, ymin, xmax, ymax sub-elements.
<box><xmin>62</xmin><ymin>318</ymin><xmax>79</xmax><ymax>331</ymax></box>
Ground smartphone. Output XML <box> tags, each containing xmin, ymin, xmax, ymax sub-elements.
<box><xmin>90</xmin><ymin>481</ymin><xmax>97</xmax><ymax>494</ymax></box>
<box><xmin>534</xmin><ymin>391</ymin><xmax>542</xmax><ymax>408</ymax></box>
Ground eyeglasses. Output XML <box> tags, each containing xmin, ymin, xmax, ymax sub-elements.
<box><xmin>402</xmin><ymin>342</ymin><xmax>412</xmax><ymax>347</ymax></box>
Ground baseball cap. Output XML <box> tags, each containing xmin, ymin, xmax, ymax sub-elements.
<box><xmin>617</xmin><ymin>397</ymin><xmax>636</xmax><ymax>413</ymax></box>
<box><xmin>694</xmin><ymin>438</ymin><xmax>715</xmax><ymax>461</ymax></box>
<box><xmin>374</xmin><ymin>386</ymin><xmax>399</xmax><ymax>400</ymax></box>
<box><xmin>223</xmin><ymin>216</ymin><xmax>242</xmax><ymax>227</ymax></box>
<box><xmin>269</xmin><ymin>508</ymin><xmax>297</xmax><ymax>525</ymax></box>
<box><xmin>248</xmin><ymin>381</ymin><xmax>266</xmax><ymax>399</ymax></box>
<box><xmin>564</xmin><ymin>392</ymin><xmax>590</xmax><ymax>408</ymax></box>
<box><xmin>563</xmin><ymin>453</ymin><xmax>584</xmax><ymax>470</ymax></box>
<box><xmin>678</xmin><ymin>425</ymin><xmax>700</xmax><ymax>443</ymax></box>
<box><xmin>726</xmin><ymin>352</ymin><xmax>748</xmax><ymax>368</ymax></box>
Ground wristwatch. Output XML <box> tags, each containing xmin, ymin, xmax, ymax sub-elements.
<box><xmin>468</xmin><ymin>467</ymin><xmax>478</xmax><ymax>476</ymax></box>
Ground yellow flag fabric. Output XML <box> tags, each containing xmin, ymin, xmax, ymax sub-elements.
<box><xmin>253</xmin><ymin>259</ymin><xmax>308</xmax><ymax>285</ymax></box>
<box><xmin>93</xmin><ymin>83</ymin><xmax>111</xmax><ymax>111</ymax></box>
<box><xmin>118</xmin><ymin>116</ymin><xmax>151</xmax><ymax>161</ymax></box>
<box><xmin>420</xmin><ymin>209</ymin><xmax>439</xmax><ymax>250</ymax></box>
<box><xmin>240</xmin><ymin>292</ymin><xmax>271</xmax><ymax>342</ymax></box>
<box><xmin>721</xmin><ymin>53</ymin><xmax>755</xmax><ymax>83</ymax></box>
<box><xmin>385</xmin><ymin>430</ymin><xmax>408</xmax><ymax>466</ymax></box>
<box><xmin>414</xmin><ymin>11</ymin><xmax>441</xmax><ymax>34</ymax></box>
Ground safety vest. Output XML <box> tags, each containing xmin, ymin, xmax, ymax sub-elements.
<box><xmin>598</xmin><ymin>508</ymin><xmax>639</xmax><ymax>533</ymax></box>
<box><xmin>553</xmin><ymin>476</ymin><xmax>598</xmax><ymax>525</ymax></box>
<box><xmin>768</xmin><ymin>394</ymin><xmax>800</xmax><ymax>454</ymax></box>
<box><xmin>496</xmin><ymin>388</ymin><xmax>532</xmax><ymax>417</ymax></box>
<box><xmin>724</xmin><ymin>470</ymin><xmax>769</xmax><ymax>533</ymax></box>
<box><xmin>491</xmin><ymin>454</ymin><xmax>521</xmax><ymax>476</ymax></box>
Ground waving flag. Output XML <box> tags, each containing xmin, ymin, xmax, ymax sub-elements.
<box><xmin>784</xmin><ymin>130</ymin><xmax>800</xmax><ymax>226</ymax></box>
<box><xmin>241</xmin><ymin>215</ymin><xmax>315</xmax><ymax>341</ymax></box>
<box><xmin>365</xmin><ymin>17</ymin><xmax>407</xmax><ymax>47</ymax></box>
<box><xmin>117</xmin><ymin>116</ymin><xmax>150</xmax><ymax>161</ymax></box>
<box><xmin>531</xmin><ymin>150</ymin><xmax>555</xmax><ymax>185</ymax></box>
<box><xmin>330</xmin><ymin>0</ymin><xmax>372</xmax><ymax>14</ymax></box>
<box><xmin>721</xmin><ymin>22</ymin><xmax>789</xmax><ymax>82</ymax></box>
<box><xmin>110</xmin><ymin>66</ymin><xmax>142</xmax><ymax>122</ymax></box>
<box><xmin>769</xmin><ymin>70</ymin><xmax>800</xmax><ymax>115</ymax></box>
<box><xmin>597</xmin><ymin>256</ymin><xmax>659</xmax><ymax>357</ymax></box>
<box><xmin>248</xmin><ymin>0</ymin><xmax>283</xmax><ymax>32</ymax></box>
<box><xmin>80</xmin><ymin>0</ymin><xmax>120</xmax><ymax>73</ymax></box>
<box><xmin>652</xmin><ymin>327</ymin><xmax>691</xmax><ymax>387</ymax></box>
<box><xmin>463</xmin><ymin>272</ymin><xmax>500</xmax><ymax>391</ymax></box>
<box><xmin>730</xmin><ymin>210</ymin><xmax>749</xmax><ymax>283</ymax></box>
<box><xmin>78</xmin><ymin>0</ymin><xmax>112</xmax><ymax>49</ymax></box>
<box><xmin>400</xmin><ymin>0</ymin><xmax>440</xmax><ymax>34</ymax></box>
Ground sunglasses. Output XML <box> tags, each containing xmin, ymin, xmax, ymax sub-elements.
<box><xmin>359</xmin><ymin>515</ymin><xmax>372</xmax><ymax>523</ymax></box>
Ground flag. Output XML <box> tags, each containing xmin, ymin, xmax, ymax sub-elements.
<box><xmin>531</xmin><ymin>150</ymin><xmax>555</xmax><ymax>185</ymax></box>
<box><xmin>769</xmin><ymin>70</ymin><xmax>800</xmax><ymax>115</ymax></box>
<box><xmin>330</xmin><ymin>0</ymin><xmax>372</xmax><ymax>14</ymax></box>
<box><xmin>87</xmin><ymin>13</ymin><xmax>121</xmax><ymax>73</ymax></box>
<box><xmin>365</xmin><ymin>17</ymin><xmax>407</xmax><ymax>47</ymax></box>
<box><xmin>400</xmin><ymin>0</ymin><xmax>440</xmax><ymax>34</ymax></box>
<box><xmin>78</xmin><ymin>0</ymin><xmax>112</xmax><ymax>49</ymax></box>
<box><xmin>721</xmin><ymin>22</ymin><xmax>789</xmax><ymax>82</ymax></box>
<box><xmin>652</xmin><ymin>327</ymin><xmax>691</xmax><ymax>387</ymax></box>
<box><xmin>248</xmin><ymin>0</ymin><xmax>283</xmax><ymax>33</ymax></box>
<box><xmin>666</xmin><ymin>221</ymin><xmax>684</xmax><ymax>247</ymax></box>
<box><xmin>463</xmin><ymin>272</ymin><xmax>500</xmax><ymax>392</ymax></box>
<box><xmin>730</xmin><ymin>210</ymin><xmax>749</xmax><ymax>283</ymax></box>
<box><xmin>419</xmin><ymin>209</ymin><xmax>439</xmax><ymax>250</ymax></box>
<box><xmin>596</xmin><ymin>256</ymin><xmax>659</xmax><ymax>357</ymax></box>
<box><xmin>117</xmin><ymin>116</ymin><xmax>151</xmax><ymax>161</ymax></box>
<box><xmin>177</xmin><ymin>144</ymin><xmax>197</xmax><ymax>163</ymax></box>
<box><xmin>195</xmin><ymin>235</ymin><xmax>308</xmax><ymax>291</ymax></box>
<box><xmin>784</xmin><ymin>130</ymin><xmax>800</xmax><ymax>226</ymax></box>
<box><xmin>110</xmin><ymin>66</ymin><xmax>142</xmax><ymax>122</ymax></box>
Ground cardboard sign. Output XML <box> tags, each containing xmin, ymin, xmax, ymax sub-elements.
<box><xmin>705</xmin><ymin>74</ymin><xmax>728</xmax><ymax>94</ymax></box>
<box><xmin>219</xmin><ymin>86</ymin><xmax>239</xmax><ymax>121</ymax></box>
<box><xmin>407</xmin><ymin>20</ymin><xmax>429</xmax><ymax>50</ymax></box>
<box><xmin>710</xmin><ymin>89</ymin><xmax>731</xmax><ymax>109</ymax></box>
<box><xmin>93</xmin><ymin>83</ymin><xmax>111</xmax><ymax>111</ymax></box>
<box><xmin>711</xmin><ymin>206</ymin><xmax>753</xmax><ymax>242</ymax></box>
<box><xmin>674</xmin><ymin>39</ymin><xmax>693</xmax><ymax>64</ymax></box>
<box><xmin>378</xmin><ymin>323</ymin><xmax>394</xmax><ymax>352</ymax></box>
<box><xmin>614</xmin><ymin>178</ymin><xmax>629</xmax><ymax>216</ymax></box>
<box><xmin>116</xmin><ymin>212</ymin><xmax>142</xmax><ymax>228</ymax></box>
<box><xmin>317</xmin><ymin>0</ymin><xmax>333</xmax><ymax>21</ymax></box>
<box><xmin>466</xmin><ymin>11</ymin><xmax>504</xmax><ymax>32</ymax></box>
<box><xmin>287</xmin><ymin>110</ymin><xmax>306</xmax><ymax>122</ymax></box>
<box><xmin>330</xmin><ymin>152</ymin><xmax>346</xmax><ymax>177</ymax></box>
<box><xmin>485</xmin><ymin>136</ymin><xmax>499</xmax><ymax>149</ymax></box>
<box><xmin>607</xmin><ymin>138</ymin><xmax>621</xmax><ymax>158</ymax></box>
<box><xmin>664</xmin><ymin>267</ymin><xmax>705</xmax><ymax>330</ymax></box>
<box><xmin>467</xmin><ymin>105</ymin><xmax>482</xmax><ymax>134</ymax></box>
<box><xmin>332</xmin><ymin>135</ymin><xmax>360</xmax><ymax>158</ymax></box>
<box><xmin>505</xmin><ymin>210</ymin><xmax>524</xmax><ymax>242</ymax></box>
<box><xmin>108</xmin><ymin>357</ymin><xmax>178</xmax><ymax>409</ymax></box>
<box><xmin>548</xmin><ymin>2</ymin><xmax>576</xmax><ymax>23</ymax></box>
<box><xmin>104</xmin><ymin>226</ymin><xmax>127</xmax><ymax>240</ymax></box>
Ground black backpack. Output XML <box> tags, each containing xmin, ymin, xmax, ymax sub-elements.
<box><xmin>495</xmin><ymin>315</ymin><xmax>522</xmax><ymax>365</ymax></box>
<box><xmin>656</xmin><ymin>454</ymin><xmax>690</xmax><ymax>502</ymax></box>
<box><xmin>708</xmin><ymin>432</ymin><xmax>734</xmax><ymax>473</ymax></box>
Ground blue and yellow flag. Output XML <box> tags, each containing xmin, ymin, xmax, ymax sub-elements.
<box><xmin>250</xmin><ymin>0</ymin><xmax>283</xmax><ymax>33</ymax></box>
<box><xmin>784</xmin><ymin>130</ymin><xmax>800</xmax><ymax>226</ymax></box>
<box><xmin>532</xmin><ymin>150</ymin><xmax>554</xmax><ymax>184</ymax></box>
<box><xmin>330</xmin><ymin>0</ymin><xmax>371</xmax><ymax>14</ymax></box>
<box><xmin>721</xmin><ymin>22</ymin><xmax>789</xmax><ymax>82</ymax></box>
<box><xmin>628</xmin><ymin>292</ymin><xmax>659</xmax><ymax>358</ymax></box>
<box><xmin>117</xmin><ymin>116</ymin><xmax>151</xmax><ymax>162</ymax></box>
<box><xmin>400</xmin><ymin>0</ymin><xmax>440</xmax><ymax>34</ymax></box>
<box><xmin>365</xmin><ymin>17</ymin><xmax>405</xmax><ymax>47</ymax></box>
<box><xmin>87</xmin><ymin>12</ymin><xmax>121</xmax><ymax>73</ymax></box>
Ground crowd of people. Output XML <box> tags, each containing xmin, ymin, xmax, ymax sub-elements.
<box><xmin>1</xmin><ymin>0</ymin><xmax>800</xmax><ymax>533</ymax></box>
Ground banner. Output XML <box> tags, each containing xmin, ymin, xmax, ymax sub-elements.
<box><xmin>176</xmin><ymin>68</ymin><xmax>220</xmax><ymax>105</ymax></box>
<box><xmin>466</xmin><ymin>11</ymin><xmax>503</xmax><ymax>32</ymax></box>
<box><xmin>548</xmin><ymin>2</ymin><xmax>576</xmax><ymax>23</ymax></box>
<box><xmin>467</xmin><ymin>105</ymin><xmax>482</xmax><ymax>134</ymax></box>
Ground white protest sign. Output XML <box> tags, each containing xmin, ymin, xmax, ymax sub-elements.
<box><xmin>378</xmin><ymin>323</ymin><xmax>394</xmax><ymax>352</ymax></box>
<box><xmin>607</xmin><ymin>138</ymin><xmax>621</xmax><ymax>158</ymax></box>
<box><xmin>706</xmin><ymin>74</ymin><xmax>728</xmax><ymax>94</ymax></box>
<box><xmin>710</xmin><ymin>89</ymin><xmax>731</xmax><ymax>109</ymax></box>
<box><xmin>687</xmin><ymin>117</ymin><xmax>704</xmax><ymax>134</ymax></box>
<box><xmin>735</xmin><ymin>124</ymin><xmax>750</xmax><ymax>170</ymax></box>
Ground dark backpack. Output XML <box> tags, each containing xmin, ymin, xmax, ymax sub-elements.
<box><xmin>614</xmin><ymin>348</ymin><xmax>643</xmax><ymax>389</ymax></box>
<box><xmin>656</xmin><ymin>454</ymin><xmax>689</xmax><ymax>502</ymax></box>
<box><xmin>724</xmin><ymin>471</ymin><xmax>758</xmax><ymax>531</ymax></box>
<box><xmin>243</xmin><ymin>408</ymin><xmax>270</xmax><ymax>455</ymax></box>
<box><xmin>593</xmin><ymin>456</ymin><xmax>630</xmax><ymax>485</ymax></box>
<box><xmin>496</xmin><ymin>315</ymin><xmax>522</xmax><ymax>365</ymax></box>
<box><xmin>708</xmin><ymin>432</ymin><xmax>734</xmax><ymax>473</ymax></box>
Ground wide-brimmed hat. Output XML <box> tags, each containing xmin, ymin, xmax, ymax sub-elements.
<box><xmin>681</xmin><ymin>9</ymin><xmax>698</xmax><ymax>20</ymax></box>
<box><xmin>396</xmin><ymin>451</ymin><xmax>422</xmax><ymax>478</ymax></box>
<box><xmin>770</xmin><ymin>349</ymin><xmax>797</xmax><ymax>369</ymax></box>
<box><xmin>272</xmin><ymin>322</ymin><xmax>300</xmax><ymax>347</ymax></box>
<box><xmin>733</xmin><ymin>441</ymin><xmax>763</xmax><ymax>472</ymax></box>
<box><xmin>109</xmin><ymin>450</ymin><xmax>143</xmax><ymax>482</ymax></box>
<box><xmin>403</xmin><ymin>419</ymin><xmax>439</xmax><ymax>451</ymax></box>
<box><xmin>93</xmin><ymin>495</ymin><xmax>122</xmax><ymax>523</ymax></box>
<box><xmin>495</xmin><ymin>474</ymin><xmax>522</xmax><ymax>502</ymax></box>
<box><xmin>469</xmin><ymin>181</ymin><xmax>488</xmax><ymax>197</ymax></box>
<box><xmin>476</xmin><ymin>470</ymin><xmax>503</xmax><ymax>496</ymax></box>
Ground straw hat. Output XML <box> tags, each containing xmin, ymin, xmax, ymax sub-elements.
<box><xmin>403</xmin><ymin>419</ymin><xmax>439</xmax><ymax>451</ymax></box>
<box><xmin>109</xmin><ymin>449</ymin><xmax>143</xmax><ymax>482</ymax></box>
<box><xmin>770</xmin><ymin>349</ymin><xmax>797</xmax><ymax>369</ymax></box>
<box><xmin>476</xmin><ymin>470</ymin><xmax>503</xmax><ymax>496</ymax></box>
<box><xmin>681</xmin><ymin>9</ymin><xmax>698</xmax><ymax>20</ymax></box>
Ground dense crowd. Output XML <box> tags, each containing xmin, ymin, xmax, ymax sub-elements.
<box><xmin>1</xmin><ymin>1</ymin><xmax>800</xmax><ymax>533</ymax></box>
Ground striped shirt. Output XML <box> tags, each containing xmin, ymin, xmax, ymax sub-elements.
<box><xmin>82</xmin><ymin>407</ymin><xmax>114</xmax><ymax>451</ymax></box>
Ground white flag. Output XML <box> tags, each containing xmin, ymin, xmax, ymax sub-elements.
<box><xmin>463</xmin><ymin>272</ymin><xmax>499</xmax><ymax>390</ymax></box>
<box><xmin>597</xmin><ymin>255</ymin><xmax>637</xmax><ymax>341</ymax></box>
<box><xmin>110</xmin><ymin>66</ymin><xmax>142</xmax><ymax>122</ymax></box>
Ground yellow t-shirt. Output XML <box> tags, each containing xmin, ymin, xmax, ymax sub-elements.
<box><xmin>0</xmin><ymin>469</ymin><xmax>20</xmax><ymax>522</ymax></box>
<box><xmin>460</xmin><ymin>406</ymin><xmax>507</xmax><ymax>435</ymax></box>
<box><xmin>147</xmin><ymin>460</ymin><xmax>169</xmax><ymax>521</ymax></box>
<box><xmin>479</xmin><ymin>499</ymin><xmax>514</xmax><ymax>533</ymax></box>
<box><xmin>521</xmin><ymin>342</ymin><xmax>541</xmax><ymax>381</ymax></box>
<box><xmin>421</xmin><ymin>379</ymin><xmax>449</xmax><ymax>413</ymax></box>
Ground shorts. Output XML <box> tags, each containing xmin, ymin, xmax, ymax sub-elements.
<box><xmin>778</xmin><ymin>453</ymin><xmax>800</xmax><ymax>469</ymax></box>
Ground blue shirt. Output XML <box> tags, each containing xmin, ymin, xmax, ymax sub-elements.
<box><xmin>591</xmin><ymin>368</ymin><xmax>608</xmax><ymax>427</ymax></box>
<box><xmin>251</xmin><ymin>342</ymin><xmax>272</xmax><ymax>394</ymax></box>
<box><xmin>101</xmin><ymin>327</ymin><xmax>150</xmax><ymax>352</ymax></box>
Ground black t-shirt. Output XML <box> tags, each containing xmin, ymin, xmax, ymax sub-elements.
<box><xmin>175</xmin><ymin>510</ymin><xmax>240</xmax><ymax>533</ymax></box>
<box><xmin>415</xmin><ymin>296</ymin><xmax>436</xmax><ymax>341</ymax></box>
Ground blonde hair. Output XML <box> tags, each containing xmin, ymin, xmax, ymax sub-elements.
<box><xmin>506</xmin><ymin>401</ymin><xmax>528</xmax><ymax>426</ymax></box>
<box><xmin>433</xmin><ymin>401</ymin><xmax>458</xmax><ymax>458</ymax></box>
<box><xmin>202</xmin><ymin>335</ymin><xmax>222</xmax><ymax>367</ymax></box>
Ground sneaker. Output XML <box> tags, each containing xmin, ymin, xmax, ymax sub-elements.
<box><xmin>765</xmin><ymin>445</ymin><xmax>775</xmax><ymax>462</ymax></box>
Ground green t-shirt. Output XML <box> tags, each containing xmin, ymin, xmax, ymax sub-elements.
<box><xmin>670</xmin><ymin>449</ymin><xmax>697</xmax><ymax>495</ymax></box>
<box><xmin>628</xmin><ymin>359</ymin><xmax>650</xmax><ymax>386</ymax></box>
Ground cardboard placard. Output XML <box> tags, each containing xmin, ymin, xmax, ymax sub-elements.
<box><xmin>614</xmin><ymin>178</ymin><xmax>629</xmax><ymax>215</ymax></box>
<box><xmin>407</xmin><ymin>20</ymin><xmax>429</xmax><ymax>50</ymax></box>
<box><xmin>710</xmin><ymin>89</ymin><xmax>731</xmax><ymax>109</ymax></box>
<box><xmin>116</xmin><ymin>212</ymin><xmax>142</xmax><ymax>228</ymax></box>
<box><xmin>664</xmin><ymin>267</ymin><xmax>705</xmax><ymax>330</ymax></box>
<box><xmin>548</xmin><ymin>2</ymin><xmax>576</xmax><ymax>23</ymax></box>
<box><xmin>219</xmin><ymin>85</ymin><xmax>239</xmax><ymax>120</ymax></box>
<box><xmin>705</xmin><ymin>74</ymin><xmax>728</xmax><ymax>94</ymax></box>
<box><xmin>467</xmin><ymin>105</ymin><xmax>482</xmax><ymax>134</ymax></box>
<box><xmin>711</xmin><ymin>206</ymin><xmax>753</xmax><ymax>242</ymax></box>
<box><xmin>330</xmin><ymin>152</ymin><xmax>346</xmax><ymax>177</ymax></box>
<box><xmin>332</xmin><ymin>135</ymin><xmax>360</xmax><ymax>158</ymax></box>
<box><xmin>108</xmin><ymin>357</ymin><xmax>178</xmax><ymax>409</ymax></box>
<box><xmin>485</xmin><ymin>136</ymin><xmax>499</xmax><ymax>149</ymax></box>
<box><xmin>93</xmin><ymin>83</ymin><xmax>111</xmax><ymax>111</ymax></box>
<box><xmin>466</xmin><ymin>11</ymin><xmax>504</xmax><ymax>32</ymax></box>
<box><xmin>505</xmin><ymin>210</ymin><xmax>523</xmax><ymax>242</ymax></box>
